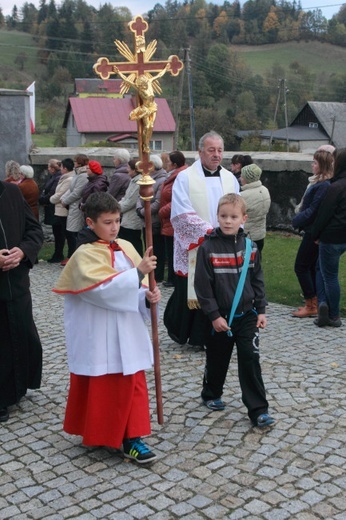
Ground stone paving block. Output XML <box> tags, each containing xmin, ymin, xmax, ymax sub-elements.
<box><xmin>227</xmin><ymin>508</ymin><xmax>251</xmax><ymax>519</ymax></box>
<box><xmin>262</xmin><ymin>509</ymin><xmax>292</xmax><ymax>520</ymax></box>
<box><xmin>89</xmin><ymin>504</ymin><xmax>118</xmax><ymax>518</ymax></box>
<box><xmin>169</xmin><ymin>501</ymin><xmax>196</xmax><ymax>516</ymax></box>
<box><xmin>25</xmin><ymin>505</ymin><xmax>58</xmax><ymax>519</ymax></box>
<box><xmin>0</xmin><ymin>505</ymin><xmax>21</xmax><ymax>519</ymax></box>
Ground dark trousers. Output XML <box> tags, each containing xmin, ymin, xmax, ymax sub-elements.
<box><xmin>65</xmin><ymin>230</ymin><xmax>78</xmax><ymax>258</ymax></box>
<box><xmin>52</xmin><ymin>216</ymin><xmax>67</xmax><ymax>259</ymax></box>
<box><xmin>201</xmin><ymin>311</ymin><xmax>268</xmax><ymax>423</ymax></box>
<box><xmin>164</xmin><ymin>235</ymin><xmax>175</xmax><ymax>284</ymax></box>
<box><xmin>294</xmin><ymin>231</ymin><xmax>318</xmax><ymax>299</ymax></box>
<box><xmin>143</xmin><ymin>229</ymin><xmax>166</xmax><ymax>282</ymax></box>
<box><xmin>118</xmin><ymin>227</ymin><xmax>143</xmax><ymax>256</ymax></box>
<box><xmin>254</xmin><ymin>238</ymin><xmax>264</xmax><ymax>254</ymax></box>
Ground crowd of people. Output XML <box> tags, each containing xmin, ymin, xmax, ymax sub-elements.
<box><xmin>1</xmin><ymin>135</ymin><xmax>345</xmax><ymax>466</ymax></box>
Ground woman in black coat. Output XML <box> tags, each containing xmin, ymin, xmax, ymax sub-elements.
<box><xmin>0</xmin><ymin>181</ymin><xmax>44</xmax><ymax>422</ymax></box>
<box><xmin>39</xmin><ymin>159</ymin><xmax>63</xmax><ymax>262</ymax></box>
<box><xmin>312</xmin><ymin>148</ymin><xmax>346</xmax><ymax>328</ymax></box>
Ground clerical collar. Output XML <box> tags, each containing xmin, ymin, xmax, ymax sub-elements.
<box><xmin>202</xmin><ymin>165</ymin><xmax>221</xmax><ymax>177</ymax></box>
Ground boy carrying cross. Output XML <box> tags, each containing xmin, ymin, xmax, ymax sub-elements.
<box><xmin>53</xmin><ymin>192</ymin><xmax>160</xmax><ymax>463</ymax></box>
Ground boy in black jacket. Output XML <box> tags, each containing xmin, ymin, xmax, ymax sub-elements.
<box><xmin>194</xmin><ymin>193</ymin><xmax>275</xmax><ymax>428</ymax></box>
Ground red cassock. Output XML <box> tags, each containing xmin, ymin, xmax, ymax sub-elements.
<box><xmin>64</xmin><ymin>371</ymin><xmax>151</xmax><ymax>448</ymax></box>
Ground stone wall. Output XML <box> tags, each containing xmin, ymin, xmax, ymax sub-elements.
<box><xmin>30</xmin><ymin>148</ymin><xmax>313</xmax><ymax>231</ymax></box>
<box><xmin>0</xmin><ymin>89</ymin><xmax>32</xmax><ymax>175</ymax></box>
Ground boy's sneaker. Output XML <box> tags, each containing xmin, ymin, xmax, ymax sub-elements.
<box><xmin>123</xmin><ymin>437</ymin><xmax>156</xmax><ymax>464</ymax></box>
<box><xmin>202</xmin><ymin>398</ymin><xmax>225</xmax><ymax>411</ymax></box>
<box><xmin>253</xmin><ymin>413</ymin><xmax>275</xmax><ymax>428</ymax></box>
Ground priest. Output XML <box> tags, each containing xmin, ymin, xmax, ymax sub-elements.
<box><xmin>164</xmin><ymin>131</ymin><xmax>239</xmax><ymax>347</ymax></box>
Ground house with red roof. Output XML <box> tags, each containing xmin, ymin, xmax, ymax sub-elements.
<box><xmin>63</xmin><ymin>96</ymin><xmax>176</xmax><ymax>151</ymax></box>
<box><xmin>74</xmin><ymin>78</ymin><xmax>123</xmax><ymax>98</ymax></box>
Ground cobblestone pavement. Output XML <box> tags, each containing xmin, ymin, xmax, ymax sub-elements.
<box><xmin>1</xmin><ymin>261</ymin><xmax>346</xmax><ymax>520</ymax></box>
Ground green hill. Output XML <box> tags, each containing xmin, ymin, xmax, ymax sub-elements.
<box><xmin>232</xmin><ymin>41</ymin><xmax>346</xmax><ymax>77</ymax></box>
<box><xmin>0</xmin><ymin>30</ymin><xmax>41</xmax><ymax>87</ymax></box>
<box><xmin>1</xmin><ymin>30</ymin><xmax>346</xmax><ymax>86</ymax></box>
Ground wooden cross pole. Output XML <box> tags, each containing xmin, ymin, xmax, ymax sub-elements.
<box><xmin>93</xmin><ymin>16</ymin><xmax>183</xmax><ymax>425</ymax></box>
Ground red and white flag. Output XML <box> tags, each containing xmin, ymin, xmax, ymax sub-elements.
<box><xmin>27</xmin><ymin>81</ymin><xmax>35</xmax><ymax>133</ymax></box>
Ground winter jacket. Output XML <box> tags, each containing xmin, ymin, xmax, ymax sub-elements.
<box><xmin>39</xmin><ymin>171</ymin><xmax>61</xmax><ymax>225</ymax></box>
<box><xmin>61</xmin><ymin>171</ymin><xmax>88</xmax><ymax>232</ymax></box>
<box><xmin>18</xmin><ymin>178</ymin><xmax>40</xmax><ymax>220</ymax></box>
<box><xmin>80</xmin><ymin>174</ymin><xmax>109</xmax><ymax>209</ymax></box>
<box><xmin>292</xmin><ymin>180</ymin><xmax>330</xmax><ymax>232</ymax></box>
<box><xmin>311</xmin><ymin>170</ymin><xmax>346</xmax><ymax>243</ymax></box>
<box><xmin>108</xmin><ymin>164</ymin><xmax>131</xmax><ymax>201</ymax></box>
<box><xmin>240</xmin><ymin>181</ymin><xmax>271</xmax><ymax>241</ymax></box>
<box><xmin>0</xmin><ymin>181</ymin><xmax>43</xmax><ymax>300</ymax></box>
<box><xmin>136</xmin><ymin>168</ymin><xmax>167</xmax><ymax>232</ymax></box>
<box><xmin>50</xmin><ymin>172</ymin><xmax>74</xmax><ymax>217</ymax></box>
<box><xmin>158</xmin><ymin>165</ymin><xmax>188</xmax><ymax>236</ymax></box>
<box><xmin>119</xmin><ymin>174</ymin><xmax>143</xmax><ymax>231</ymax></box>
<box><xmin>194</xmin><ymin>228</ymin><xmax>266</xmax><ymax>322</ymax></box>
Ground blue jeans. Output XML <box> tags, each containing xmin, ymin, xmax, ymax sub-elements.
<box><xmin>317</xmin><ymin>242</ymin><xmax>346</xmax><ymax>318</ymax></box>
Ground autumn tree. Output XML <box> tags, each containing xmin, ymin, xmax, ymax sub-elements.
<box><xmin>263</xmin><ymin>6</ymin><xmax>280</xmax><ymax>42</ymax></box>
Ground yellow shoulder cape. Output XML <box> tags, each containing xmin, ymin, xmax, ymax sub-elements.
<box><xmin>53</xmin><ymin>239</ymin><xmax>148</xmax><ymax>294</ymax></box>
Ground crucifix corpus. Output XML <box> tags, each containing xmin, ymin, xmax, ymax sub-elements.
<box><xmin>93</xmin><ymin>15</ymin><xmax>184</xmax><ymax>425</ymax></box>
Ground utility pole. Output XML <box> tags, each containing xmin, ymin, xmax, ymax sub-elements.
<box><xmin>283</xmin><ymin>79</ymin><xmax>290</xmax><ymax>152</ymax></box>
<box><xmin>269</xmin><ymin>79</ymin><xmax>282</xmax><ymax>152</ymax></box>
<box><xmin>173</xmin><ymin>48</ymin><xmax>186</xmax><ymax>149</ymax></box>
<box><xmin>185</xmin><ymin>47</ymin><xmax>196</xmax><ymax>151</ymax></box>
<box><xmin>330</xmin><ymin>115</ymin><xmax>336</xmax><ymax>144</ymax></box>
<box><xmin>269</xmin><ymin>78</ymin><xmax>289</xmax><ymax>152</ymax></box>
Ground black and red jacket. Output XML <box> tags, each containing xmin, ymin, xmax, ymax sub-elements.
<box><xmin>194</xmin><ymin>228</ymin><xmax>267</xmax><ymax>322</ymax></box>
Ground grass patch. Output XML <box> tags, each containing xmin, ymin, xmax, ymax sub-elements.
<box><xmin>33</xmin><ymin>133</ymin><xmax>56</xmax><ymax>147</ymax></box>
<box><xmin>0</xmin><ymin>29</ymin><xmax>39</xmax><ymax>72</ymax></box>
<box><xmin>38</xmin><ymin>232</ymin><xmax>346</xmax><ymax>315</ymax></box>
<box><xmin>262</xmin><ymin>231</ymin><xmax>346</xmax><ymax>316</ymax></box>
<box><xmin>233</xmin><ymin>41</ymin><xmax>346</xmax><ymax>77</ymax></box>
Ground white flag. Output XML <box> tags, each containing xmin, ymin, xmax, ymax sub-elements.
<box><xmin>26</xmin><ymin>81</ymin><xmax>35</xmax><ymax>133</ymax></box>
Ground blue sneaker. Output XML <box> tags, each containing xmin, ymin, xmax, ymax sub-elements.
<box><xmin>123</xmin><ymin>437</ymin><xmax>156</xmax><ymax>464</ymax></box>
<box><xmin>254</xmin><ymin>413</ymin><xmax>275</xmax><ymax>428</ymax></box>
<box><xmin>202</xmin><ymin>398</ymin><xmax>225</xmax><ymax>411</ymax></box>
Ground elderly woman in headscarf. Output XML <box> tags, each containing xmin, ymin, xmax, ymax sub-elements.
<box><xmin>18</xmin><ymin>165</ymin><xmax>40</xmax><ymax>220</ymax></box>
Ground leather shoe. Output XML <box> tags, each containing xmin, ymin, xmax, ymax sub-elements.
<box><xmin>47</xmin><ymin>256</ymin><xmax>64</xmax><ymax>263</ymax></box>
<box><xmin>0</xmin><ymin>407</ymin><xmax>9</xmax><ymax>422</ymax></box>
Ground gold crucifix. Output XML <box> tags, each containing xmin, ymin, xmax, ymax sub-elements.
<box><xmin>93</xmin><ymin>15</ymin><xmax>183</xmax><ymax>155</ymax></box>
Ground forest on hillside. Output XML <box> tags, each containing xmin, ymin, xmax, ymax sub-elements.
<box><xmin>1</xmin><ymin>0</ymin><xmax>346</xmax><ymax>149</ymax></box>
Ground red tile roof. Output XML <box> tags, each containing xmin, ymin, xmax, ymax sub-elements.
<box><xmin>65</xmin><ymin>97</ymin><xmax>175</xmax><ymax>133</ymax></box>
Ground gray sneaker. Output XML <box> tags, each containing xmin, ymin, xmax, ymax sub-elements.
<box><xmin>328</xmin><ymin>317</ymin><xmax>342</xmax><ymax>327</ymax></box>
<box><xmin>313</xmin><ymin>302</ymin><xmax>329</xmax><ymax>327</ymax></box>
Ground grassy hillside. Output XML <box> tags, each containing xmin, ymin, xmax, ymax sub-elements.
<box><xmin>232</xmin><ymin>41</ymin><xmax>346</xmax><ymax>76</ymax></box>
<box><xmin>0</xmin><ymin>30</ymin><xmax>40</xmax><ymax>87</ymax></box>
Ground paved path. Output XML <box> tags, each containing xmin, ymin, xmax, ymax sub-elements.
<box><xmin>1</xmin><ymin>261</ymin><xmax>346</xmax><ymax>520</ymax></box>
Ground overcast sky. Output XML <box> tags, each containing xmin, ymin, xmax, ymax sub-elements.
<box><xmin>0</xmin><ymin>0</ymin><xmax>343</xmax><ymax>20</ymax></box>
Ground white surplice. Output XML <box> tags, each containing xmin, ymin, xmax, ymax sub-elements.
<box><xmin>61</xmin><ymin>249</ymin><xmax>154</xmax><ymax>377</ymax></box>
<box><xmin>171</xmin><ymin>159</ymin><xmax>239</xmax><ymax>275</ymax></box>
